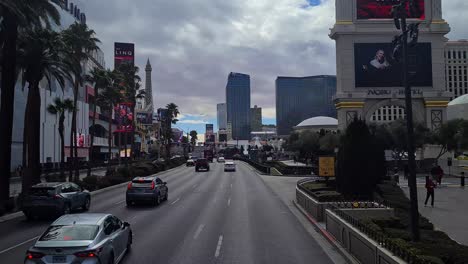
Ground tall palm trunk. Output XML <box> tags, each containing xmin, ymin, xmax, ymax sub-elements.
<box><xmin>0</xmin><ymin>13</ymin><xmax>18</xmax><ymax>203</ymax></box>
<box><xmin>22</xmin><ymin>82</ymin><xmax>42</xmax><ymax>193</ymax></box>
<box><xmin>59</xmin><ymin>114</ymin><xmax>65</xmax><ymax>179</ymax></box>
<box><xmin>72</xmin><ymin>79</ymin><xmax>80</xmax><ymax>182</ymax></box>
<box><xmin>107</xmin><ymin>110</ymin><xmax>113</xmax><ymax>173</ymax></box>
<box><xmin>88</xmin><ymin>97</ymin><xmax>98</xmax><ymax>177</ymax></box>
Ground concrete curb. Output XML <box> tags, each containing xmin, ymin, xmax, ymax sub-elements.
<box><xmin>0</xmin><ymin>164</ymin><xmax>185</xmax><ymax>223</ymax></box>
<box><xmin>293</xmin><ymin>200</ymin><xmax>359</xmax><ymax>264</ymax></box>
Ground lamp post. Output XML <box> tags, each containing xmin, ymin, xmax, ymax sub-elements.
<box><xmin>391</xmin><ymin>0</ymin><xmax>420</xmax><ymax>241</ymax></box>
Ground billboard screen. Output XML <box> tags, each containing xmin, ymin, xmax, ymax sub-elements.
<box><xmin>354</xmin><ymin>43</ymin><xmax>432</xmax><ymax>88</ymax></box>
<box><xmin>136</xmin><ymin>112</ymin><xmax>152</xmax><ymax>125</ymax></box>
<box><xmin>114</xmin><ymin>42</ymin><xmax>135</xmax><ymax>68</ymax></box>
<box><xmin>114</xmin><ymin>103</ymin><xmax>134</xmax><ymax>132</ymax></box>
<box><xmin>357</xmin><ymin>0</ymin><xmax>425</xmax><ymax>20</ymax></box>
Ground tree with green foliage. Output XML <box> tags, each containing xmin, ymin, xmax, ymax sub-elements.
<box><xmin>47</xmin><ymin>98</ymin><xmax>75</xmax><ymax>180</ymax></box>
<box><xmin>17</xmin><ymin>28</ymin><xmax>71</xmax><ymax>192</ymax></box>
<box><xmin>61</xmin><ymin>22</ymin><xmax>100</xmax><ymax>181</ymax></box>
<box><xmin>0</xmin><ymin>0</ymin><xmax>62</xmax><ymax>210</ymax></box>
<box><xmin>336</xmin><ymin>118</ymin><xmax>385</xmax><ymax>198</ymax></box>
<box><xmin>189</xmin><ymin>130</ymin><xmax>198</xmax><ymax>149</ymax></box>
<box><xmin>318</xmin><ymin>133</ymin><xmax>340</xmax><ymax>154</ymax></box>
<box><xmin>162</xmin><ymin>103</ymin><xmax>179</xmax><ymax>158</ymax></box>
<box><xmin>432</xmin><ymin>119</ymin><xmax>468</xmax><ymax>160</ymax></box>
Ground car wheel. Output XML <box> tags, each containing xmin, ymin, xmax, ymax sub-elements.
<box><xmin>82</xmin><ymin>197</ymin><xmax>91</xmax><ymax>211</ymax></box>
<box><xmin>108</xmin><ymin>252</ymin><xmax>114</xmax><ymax>264</ymax></box>
<box><xmin>164</xmin><ymin>192</ymin><xmax>168</xmax><ymax>201</ymax></box>
<box><xmin>62</xmin><ymin>204</ymin><xmax>71</xmax><ymax>215</ymax></box>
<box><xmin>126</xmin><ymin>200</ymin><xmax>132</xmax><ymax>207</ymax></box>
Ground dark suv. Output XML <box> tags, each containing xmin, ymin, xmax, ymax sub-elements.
<box><xmin>195</xmin><ymin>158</ymin><xmax>210</xmax><ymax>172</ymax></box>
<box><xmin>21</xmin><ymin>182</ymin><xmax>91</xmax><ymax>220</ymax></box>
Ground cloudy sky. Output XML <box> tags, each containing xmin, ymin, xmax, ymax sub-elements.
<box><xmin>74</xmin><ymin>0</ymin><xmax>468</xmax><ymax>135</ymax></box>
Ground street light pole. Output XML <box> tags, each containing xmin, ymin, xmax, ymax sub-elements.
<box><xmin>392</xmin><ymin>0</ymin><xmax>420</xmax><ymax>241</ymax></box>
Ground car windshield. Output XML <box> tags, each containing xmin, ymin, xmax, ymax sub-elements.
<box><xmin>39</xmin><ymin>225</ymin><xmax>99</xmax><ymax>241</ymax></box>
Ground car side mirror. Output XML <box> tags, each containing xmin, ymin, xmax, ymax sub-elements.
<box><xmin>163</xmin><ymin>182</ymin><xmax>167</xmax><ymax>185</ymax></box>
<box><xmin>123</xmin><ymin>222</ymin><xmax>130</xmax><ymax>228</ymax></box>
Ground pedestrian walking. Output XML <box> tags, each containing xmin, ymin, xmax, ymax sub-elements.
<box><xmin>436</xmin><ymin>165</ymin><xmax>444</xmax><ymax>186</ymax></box>
<box><xmin>424</xmin><ymin>176</ymin><xmax>436</xmax><ymax>207</ymax></box>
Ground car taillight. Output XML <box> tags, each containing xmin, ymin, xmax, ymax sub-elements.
<box><xmin>74</xmin><ymin>248</ymin><xmax>102</xmax><ymax>258</ymax></box>
<box><xmin>26</xmin><ymin>251</ymin><xmax>44</xmax><ymax>259</ymax></box>
<box><xmin>151</xmin><ymin>181</ymin><xmax>155</xmax><ymax>190</ymax></box>
<box><xmin>53</xmin><ymin>194</ymin><xmax>63</xmax><ymax>199</ymax></box>
<box><xmin>127</xmin><ymin>182</ymin><xmax>132</xmax><ymax>190</ymax></box>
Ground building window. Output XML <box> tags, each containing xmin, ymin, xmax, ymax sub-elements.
<box><xmin>370</xmin><ymin>106</ymin><xmax>406</xmax><ymax>124</ymax></box>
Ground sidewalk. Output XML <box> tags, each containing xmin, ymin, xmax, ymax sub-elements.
<box><xmin>400</xmin><ymin>178</ymin><xmax>468</xmax><ymax>246</ymax></box>
<box><xmin>9</xmin><ymin>168</ymin><xmax>107</xmax><ymax>197</ymax></box>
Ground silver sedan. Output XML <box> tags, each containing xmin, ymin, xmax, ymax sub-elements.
<box><xmin>25</xmin><ymin>213</ymin><xmax>132</xmax><ymax>264</ymax></box>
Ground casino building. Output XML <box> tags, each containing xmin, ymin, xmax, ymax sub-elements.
<box><xmin>330</xmin><ymin>0</ymin><xmax>452</xmax><ymax>131</ymax></box>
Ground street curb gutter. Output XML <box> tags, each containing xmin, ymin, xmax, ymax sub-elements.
<box><xmin>293</xmin><ymin>200</ymin><xmax>359</xmax><ymax>264</ymax></box>
<box><xmin>0</xmin><ymin>164</ymin><xmax>185</xmax><ymax>223</ymax></box>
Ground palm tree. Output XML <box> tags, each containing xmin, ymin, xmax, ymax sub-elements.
<box><xmin>190</xmin><ymin>130</ymin><xmax>198</xmax><ymax>148</ymax></box>
<box><xmin>47</xmin><ymin>98</ymin><xmax>74</xmax><ymax>181</ymax></box>
<box><xmin>115</xmin><ymin>64</ymin><xmax>141</xmax><ymax>161</ymax></box>
<box><xmin>16</xmin><ymin>28</ymin><xmax>71</xmax><ymax>192</ymax></box>
<box><xmin>61</xmin><ymin>22</ymin><xmax>100</xmax><ymax>181</ymax></box>
<box><xmin>85</xmin><ymin>67</ymin><xmax>110</xmax><ymax>176</ymax></box>
<box><xmin>97</xmin><ymin>70</ymin><xmax>123</xmax><ymax>172</ymax></box>
<box><xmin>0</xmin><ymin>0</ymin><xmax>61</xmax><ymax>210</ymax></box>
<box><xmin>164</xmin><ymin>103</ymin><xmax>180</xmax><ymax>158</ymax></box>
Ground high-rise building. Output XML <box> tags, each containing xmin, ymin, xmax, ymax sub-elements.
<box><xmin>276</xmin><ymin>75</ymin><xmax>337</xmax><ymax>136</ymax></box>
<box><xmin>226</xmin><ymin>72</ymin><xmax>251</xmax><ymax>140</ymax></box>
<box><xmin>445</xmin><ymin>40</ymin><xmax>468</xmax><ymax>99</ymax></box>
<box><xmin>217</xmin><ymin>103</ymin><xmax>227</xmax><ymax>130</ymax></box>
<box><xmin>250</xmin><ymin>105</ymin><xmax>262</xmax><ymax>132</ymax></box>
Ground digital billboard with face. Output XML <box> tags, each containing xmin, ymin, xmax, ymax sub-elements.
<box><xmin>114</xmin><ymin>42</ymin><xmax>135</xmax><ymax>68</ymax></box>
<box><xmin>357</xmin><ymin>0</ymin><xmax>425</xmax><ymax>20</ymax></box>
<box><xmin>354</xmin><ymin>43</ymin><xmax>432</xmax><ymax>88</ymax></box>
<box><xmin>114</xmin><ymin>103</ymin><xmax>134</xmax><ymax>132</ymax></box>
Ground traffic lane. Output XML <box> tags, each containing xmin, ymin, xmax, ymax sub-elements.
<box><xmin>121</xmin><ymin>162</ymin><xmax>230</xmax><ymax>264</ymax></box>
<box><xmin>0</xmin><ymin>165</ymin><xmax>193</xmax><ymax>252</ymax></box>
<box><xmin>0</xmin><ymin>165</ymin><xmax>194</xmax><ymax>263</ymax></box>
<box><xmin>164</xmin><ymin>163</ymin><xmax>233</xmax><ymax>264</ymax></box>
<box><xmin>219</xmin><ymin>162</ymin><xmax>333</xmax><ymax>264</ymax></box>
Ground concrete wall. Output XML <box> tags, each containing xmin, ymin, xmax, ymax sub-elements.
<box><xmin>326</xmin><ymin>209</ymin><xmax>406</xmax><ymax>264</ymax></box>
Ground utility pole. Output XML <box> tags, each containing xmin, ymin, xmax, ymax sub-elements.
<box><xmin>391</xmin><ymin>0</ymin><xmax>420</xmax><ymax>241</ymax></box>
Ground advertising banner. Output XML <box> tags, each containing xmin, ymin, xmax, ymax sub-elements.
<box><xmin>354</xmin><ymin>43</ymin><xmax>432</xmax><ymax>88</ymax></box>
<box><xmin>357</xmin><ymin>0</ymin><xmax>425</xmax><ymax>20</ymax></box>
<box><xmin>319</xmin><ymin>156</ymin><xmax>335</xmax><ymax>177</ymax></box>
<box><xmin>136</xmin><ymin>112</ymin><xmax>152</xmax><ymax>125</ymax></box>
<box><xmin>206</xmin><ymin>124</ymin><xmax>214</xmax><ymax>134</ymax></box>
<box><xmin>114</xmin><ymin>103</ymin><xmax>134</xmax><ymax>132</ymax></box>
<box><xmin>114</xmin><ymin>42</ymin><xmax>135</xmax><ymax>68</ymax></box>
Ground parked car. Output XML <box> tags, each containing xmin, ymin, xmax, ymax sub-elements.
<box><xmin>195</xmin><ymin>158</ymin><xmax>210</xmax><ymax>172</ymax></box>
<box><xmin>217</xmin><ymin>157</ymin><xmax>225</xmax><ymax>163</ymax></box>
<box><xmin>126</xmin><ymin>176</ymin><xmax>168</xmax><ymax>206</ymax></box>
<box><xmin>25</xmin><ymin>213</ymin><xmax>132</xmax><ymax>264</ymax></box>
<box><xmin>186</xmin><ymin>159</ymin><xmax>195</xmax><ymax>166</ymax></box>
<box><xmin>224</xmin><ymin>161</ymin><xmax>236</xmax><ymax>172</ymax></box>
<box><xmin>22</xmin><ymin>182</ymin><xmax>91</xmax><ymax>220</ymax></box>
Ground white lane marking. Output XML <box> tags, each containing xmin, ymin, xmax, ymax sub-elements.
<box><xmin>192</xmin><ymin>184</ymin><xmax>198</xmax><ymax>189</ymax></box>
<box><xmin>171</xmin><ymin>197</ymin><xmax>181</xmax><ymax>205</ymax></box>
<box><xmin>214</xmin><ymin>235</ymin><xmax>223</xmax><ymax>257</ymax></box>
<box><xmin>227</xmin><ymin>198</ymin><xmax>231</xmax><ymax>207</ymax></box>
<box><xmin>0</xmin><ymin>236</ymin><xmax>39</xmax><ymax>254</ymax></box>
<box><xmin>114</xmin><ymin>200</ymin><xmax>125</xmax><ymax>205</ymax></box>
<box><xmin>230</xmin><ymin>183</ymin><xmax>232</xmax><ymax>189</ymax></box>
<box><xmin>193</xmin><ymin>224</ymin><xmax>205</xmax><ymax>240</ymax></box>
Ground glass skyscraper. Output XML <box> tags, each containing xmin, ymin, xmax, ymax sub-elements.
<box><xmin>276</xmin><ymin>75</ymin><xmax>337</xmax><ymax>136</ymax></box>
<box><xmin>226</xmin><ymin>72</ymin><xmax>251</xmax><ymax>140</ymax></box>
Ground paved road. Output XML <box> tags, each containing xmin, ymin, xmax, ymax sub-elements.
<box><xmin>0</xmin><ymin>162</ymin><xmax>333</xmax><ymax>264</ymax></box>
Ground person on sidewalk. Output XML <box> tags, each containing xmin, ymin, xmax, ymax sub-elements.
<box><xmin>425</xmin><ymin>176</ymin><xmax>436</xmax><ymax>207</ymax></box>
<box><xmin>404</xmin><ymin>164</ymin><xmax>409</xmax><ymax>180</ymax></box>
<box><xmin>436</xmin><ymin>165</ymin><xmax>444</xmax><ymax>186</ymax></box>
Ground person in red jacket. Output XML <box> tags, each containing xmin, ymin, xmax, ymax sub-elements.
<box><xmin>425</xmin><ymin>176</ymin><xmax>436</xmax><ymax>207</ymax></box>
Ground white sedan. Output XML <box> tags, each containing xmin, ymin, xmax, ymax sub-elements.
<box><xmin>224</xmin><ymin>161</ymin><xmax>236</xmax><ymax>172</ymax></box>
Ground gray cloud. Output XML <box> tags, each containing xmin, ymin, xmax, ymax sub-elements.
<box><xmin>74</xmin><ymin>0</ymin><xmax>465</xmax><ymax>122</ymax></box>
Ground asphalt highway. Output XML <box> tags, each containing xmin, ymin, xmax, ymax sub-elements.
<box><xmin>0</xmin><ymin>162</ymin><xmax>334</xmax><ymax>264</ymax></box>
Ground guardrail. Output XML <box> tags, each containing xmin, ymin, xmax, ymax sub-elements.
<box><xmin>236</xmin><ymin>157</ymin><xmax>271</xmax><ymax>174</ymax></box>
